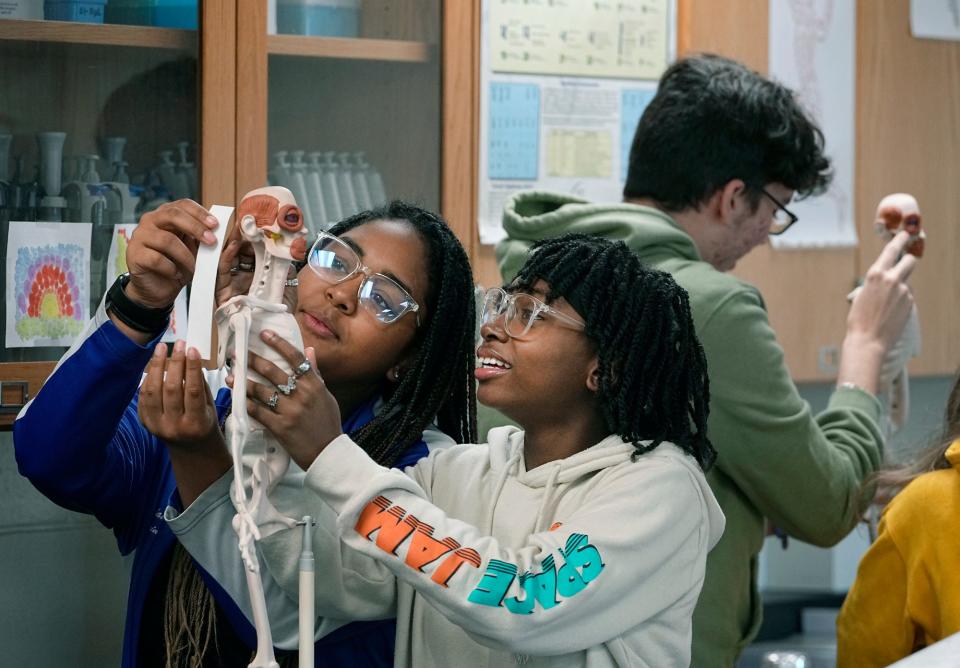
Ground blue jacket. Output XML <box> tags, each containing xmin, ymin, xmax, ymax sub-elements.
<box><xmin>14</xmin><ymin>317</ymin><xmax>428</xmax><ymax>667</ymax></box>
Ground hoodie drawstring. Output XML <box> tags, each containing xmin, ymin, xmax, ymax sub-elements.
<box><xmin>532</xmin><ymin>464</ymin><xmax>562</xmax><ymax>534</ymax></box>
<box><xmin>485</xmin><ymin>449</ymin><xmax>522</xmax><ymax>533</ymax></box>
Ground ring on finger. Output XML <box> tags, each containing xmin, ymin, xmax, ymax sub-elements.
<box><xmin>238</xmin><ymin>260</ymin><xmax>255</xmax><ymax>272</ymax></box>
<box><xmin>277</xmin><ymin>375</ymin><xmax>297</xmax><ymax>395</ymax></box>
<box><xmin>293</xmin><ymin>359</ymin><xmax>312</xmax><ymax>378</ymax></box>
<box><xmin>267</xmin><ymin>391</ymin><xmax>280</xmax><ymax>410</ymax></box>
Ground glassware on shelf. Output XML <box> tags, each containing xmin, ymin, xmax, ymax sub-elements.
<box><xmin>276</xmin><ymin>0</ymin><xmax>360</xmax><ymax>38</ymax></box>
<box><xmin>101</xmin><ymin>136</ymin><xmax>127</xmax><ymax>172</ymax></box>
<box><xmin>269</xmin><ymin>150</ymin><xmax>291</xmax><ymax>189</ymax></box>
<box><xmin>306</xmin><ymin>151</ymin><xmax>328</xmax><ymax>231</ymax></box>
<box><xmin>319</xmin><ymin>151</ymin><xmax>343</xmax><ymax>225</ymax></box>
<box><xmin>176</xmin><ymin>140</ymin><xmax>197</xmax><ymax>199</ymax></box>
<box><xmin>37</xmin><ymin>131</ymin><xmax>67</xmax><ymax>222</ymax></box>
<box><xmin>0</xmin><ymin>132</ymin><xmax>11</xmax><ymax>188</ymax></box>
<box><xmin>157</xmin><ymin>149</ymin><xmax>190</xmax><ymax>200</ymax></box>
<box><xmin>289</xmin><ymin>149</ymin><xmax>315</xmax><ymax>231</ymax></box>
<box><xmin>11</xmin><ymin>157</ymin><xmax>41</xmax><ymax>222</ymax></box>
<box><xmin>365</xmin><ymin>158</ymin><xmax>387</xmax><ymax>207</ymax></box>
<box><xmin>350</xmin><ymin>151</ymin><xmax>372</xmax><ymax>210</ymax></box>
<box><xmin>80</xmin><ymin>153</ymin><xmax>102</xmax><ymax>183</ymax></box>
<box><xmin>335</xmin><ymin>151</ymin><xmax>358</xmax><ymax>217</ymax></box>
<box><xmin>112</xmin><ymin>160</ymin><xmax>130</xmax><ymax>184</ymax></box>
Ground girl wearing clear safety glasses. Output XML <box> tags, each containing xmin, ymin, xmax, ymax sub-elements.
<box><xmin>188</xmin><ymin>233</ymin><xmax>725</xmax><ymax>667</ymax></box>
<box><xmin>15</xmin><ymin>198</ymin><xmax>477</xmax><ymax>668</ymax></box>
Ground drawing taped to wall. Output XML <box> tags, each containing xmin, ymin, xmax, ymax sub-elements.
<box><xmin>106</xmin><ymin>223</ymin><xmax>137</xmax><ymax>279</ymax></box>
<box><xmin>5</xmin><ymin>222</ymin><xmax>92</xmax><ymax>348</ymax></box>
<box><xmin>105</xmin><ymin>222</ymin><xmax>188</xmax><ymax>343</ymax></box>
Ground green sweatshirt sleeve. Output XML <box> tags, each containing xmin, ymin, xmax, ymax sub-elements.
<box><xmin>701</xmin><ymin>287</ymin><xmax>884</xmax><ymax>546</ymax></box>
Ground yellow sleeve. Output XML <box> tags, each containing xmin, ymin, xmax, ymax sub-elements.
<box><xmin>836</xmin><ymin>515</ymin><xmax>916</xmax><ymax>668</ymax></box>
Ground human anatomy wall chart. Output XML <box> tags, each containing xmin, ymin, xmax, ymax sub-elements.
<box><xmin>769</xmin><ymin>0</ymin><xmax>857</xmax><ymax>248</ymax></box>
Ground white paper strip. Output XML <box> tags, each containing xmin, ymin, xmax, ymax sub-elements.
<box><xmin>186</xmin><ymin>205</ymin><xmax>233</xmax><ymax>359</ymax></box>
<box><xmin>911</xmin><ymin>0</ymin><xmax>960</xmax><ymax>41</ymax></box>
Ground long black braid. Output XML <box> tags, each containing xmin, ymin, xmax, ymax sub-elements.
<box><xmin>325</xmin><ymin>201</ymin><xmax>478</xmax><ymax>466</ymax></box>
<box><xmin>511</xmin><ymin>233</ymin><xmax>715</xmax><ymax>470</ymax></box>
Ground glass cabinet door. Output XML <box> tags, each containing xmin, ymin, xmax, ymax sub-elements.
<box><xmin>248</xmin><ymin>0</ymin><xmax>442</xmax><ymax>228</ymax></box>
<box><xmin>0</xmin><ymin>8</ymin><xmax>208</xmax><ymax>424</ymax></box>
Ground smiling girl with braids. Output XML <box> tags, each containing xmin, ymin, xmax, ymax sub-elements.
<box><xmin>15</xmin><ymin>199</ymin><xmax>477</xmax><ymax>667</ymax></box>
<box><xmin>185</xmin><ymin>232</ymin><xmax>724</xmax><ymax>667</ymax></box>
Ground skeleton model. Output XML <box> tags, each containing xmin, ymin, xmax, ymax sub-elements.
<box><xmin>872</xmin><ymin>193</ymin><xmax>924</xmax><ymax>438</ymax></box>
<box><xmin>216</xmin><ymin>186</ymin><xmax>309</xmax><ymax>668</ymax></box>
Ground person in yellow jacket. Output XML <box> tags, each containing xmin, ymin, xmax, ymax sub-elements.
<box><xmin>837</xmin><ymin>372</ymin><xmax>960</xmax><ymax>666</ymax></box>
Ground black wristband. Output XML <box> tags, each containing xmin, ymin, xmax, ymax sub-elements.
<box><xmin>105</xmin><ymin>274</ymin><xmax>174</xmax><ymax>335</ymax></box>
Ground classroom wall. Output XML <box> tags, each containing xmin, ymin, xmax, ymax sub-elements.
<box><xmin>0</xmin><ymin>431</ymin><xmax>126</xmax><ymax>666</ymax></box>
<box><xmin>759</xmin><ymin>374</ymin><xmax>957</xmax><ymax>593</ymax></box>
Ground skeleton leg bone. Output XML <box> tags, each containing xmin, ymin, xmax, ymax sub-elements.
<box><xmin>225</xmin><ymin>307</ymin><xmax>280</xmax><ymax>668</ymax></box>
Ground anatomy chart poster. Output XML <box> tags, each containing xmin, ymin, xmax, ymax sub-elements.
<box><xmin>478</xmin><ymin>0</ymin><xmax>673</xmax><ymax>244</ymax></box>
<box><xmin>769</xmin><ymin>0</ymin><xmax>857</xmax><ymax>248</ymax></box>
<box><xmin>6</xmin><ymin>222</ymin><xmax>91</xmax><ymax>348</ymax></box>
<box><xmin>106</xmin><ymin>222</ymin><xmax>187</xmax><ymax>343</ymax></box>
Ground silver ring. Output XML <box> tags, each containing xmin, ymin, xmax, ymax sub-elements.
<box><xmin>285</xmin><ymin>278</ymin><xmax>299</xmax><ymax>287</ymax></box>
<box><xmin>277</xmin><ymin>375</ymin><xmax>296</xmax><ymax>395</ymax></box>
<box><xmin>293</xmin><ymin>359</ymin><xmax>312</xmax><ymax>377</ymax></box>
<box><xmin>266</xmin><ymin>391</ymin><xmax>280</xmax><ymax>410</ymax></box>
<box><xmin>237</xmin><ymin>260</ymin><xmax>255</xmax><ymax>272</ymax></box>
<box><xmin>229</xmin><ymin>266</ymin><xmax>239</xmax><ymax>275</ymax></box>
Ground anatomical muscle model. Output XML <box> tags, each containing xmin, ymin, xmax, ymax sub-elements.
<box><xmin>216</xmin><ymin>186</ymin><xmax>309</xmax><ymax>668</ymax></box>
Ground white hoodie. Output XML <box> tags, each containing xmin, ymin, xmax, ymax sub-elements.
<box><xmin>245</xmin><ymin>425</ymin><xmax>725</xmax><ymax>667</ymax></box>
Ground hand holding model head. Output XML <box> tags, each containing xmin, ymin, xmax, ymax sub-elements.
<box><xmin>623</xmin><ymin>53</ymin><xmax>832</xmax><ymax>270</ymax></box>
<box><xmin>224</xmin><ymin>201</ymin><xmax>478</xmax><ymax>469</ymax></box>
<box><xmin>478</xmin><ymin>233</ymin><xmax>715</xmax><ymax>470</ymax></box>
<box><xmin>136</xmin><ymin>199</ymin><xmax>477</xmax><ymax>473</ymax></box>
<box><xmin>875</xmin><ymin>192</ymin><xmax>924</xmax><ymax>258</ymax></box>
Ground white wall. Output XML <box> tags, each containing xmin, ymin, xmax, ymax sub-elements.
<box><xmin>0</xmin><ymin>431</ymin><xmax>126</xmax><ymax>666</ymax></box>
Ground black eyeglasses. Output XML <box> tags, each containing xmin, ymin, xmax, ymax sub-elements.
<box><xmin>761</xmin><ymin>188</ymin><xmax>798</xmax><ymax>235</ymax></box>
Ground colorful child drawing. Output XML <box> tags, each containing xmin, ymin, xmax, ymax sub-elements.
<box><xmin>114</xmin><ymin>227</ymin><xmax>131</xmax><ymax>277</ymax></box>
<box><xmin>5</xmin><ymin>222</ymin><xmax>91</xmax><ymax>348</ymax></box>
<box><xmin>14</xmin><ymin>244</ymin><xmax>86</xmax><ymax>342</ymax></box>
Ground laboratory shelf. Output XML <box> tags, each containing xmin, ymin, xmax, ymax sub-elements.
<box><xmin>0</xmin><ymin>19</ymin><xmax>195</xmax><ymax>50</ymax></box>
<box><xmin>267</xmin><ymin>35</ymin><xmax>432</xmax><ymax>62</ymax></box>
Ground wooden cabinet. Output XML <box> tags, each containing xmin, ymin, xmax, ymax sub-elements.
<box><xmin>3</xmin><ymin>1</ymin><xmax>954</xmax><ymax>429</ymax></box>
<box><xmin>0</xmin><ymin>0</ymin><xmax>472</xmax><ymax>427</ymax></box>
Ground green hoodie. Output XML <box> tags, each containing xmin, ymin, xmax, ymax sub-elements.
<box><xmin>489</xmin><ymin>191</ymin><xmax>884</xmax><ymax>667</ymax></box>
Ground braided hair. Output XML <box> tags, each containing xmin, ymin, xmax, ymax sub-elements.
<box><xmin>325</xmin><ymin>201</ymin><xmax>478</xmax><ymax>466</ymax></box>
<box><xmin>510</xmin><ymin>233</ymin><xmax>715</xmax><ymax>470</ymax></box>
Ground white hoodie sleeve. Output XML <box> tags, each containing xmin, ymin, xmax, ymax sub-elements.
<box><xmin>303</xmin><ymin>434</ymin><xmax>719</xmax><ymax>656</ymax></box>
<box><xmin>166</xmin><ymin>469</ymin><xmax>397</xmax><ymax>649</ymax></box>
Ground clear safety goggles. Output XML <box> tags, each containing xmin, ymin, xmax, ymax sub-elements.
<box><xmin>480</xmin><ymin>286</ymin><xmax>584</xmax><ymax>339</ymax></box>
<box><xmin>307</xmin><ymin>232</ymin><xmax>420</xmax><ymax>326</ymax></box>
